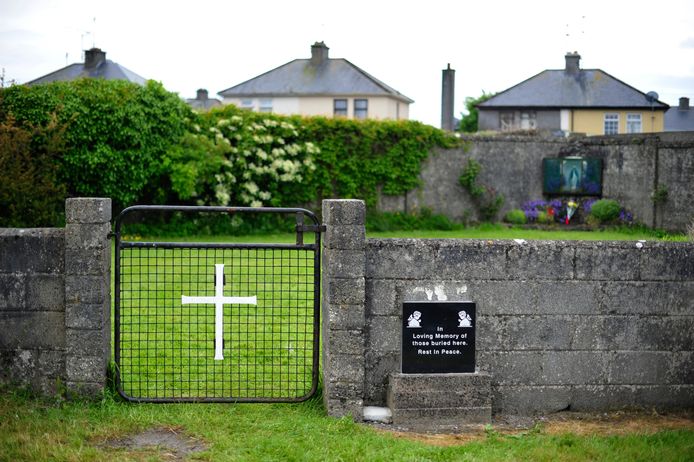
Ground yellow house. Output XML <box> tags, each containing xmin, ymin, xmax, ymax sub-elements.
<box><xmin>218</xmin><ymin>42</ymin><xmax>413</xmax><ymax>120</ymax></box>
<box><xmin>478</xmin><ymin>53</ymin><xmax>669</xmax><ymax>135</ymax></box>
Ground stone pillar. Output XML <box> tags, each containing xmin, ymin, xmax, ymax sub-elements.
<box><xmin>64</xmin><ymin>198</ymin><xmax>111</xmax><ymax>397</ymax></box>
<box><xmin>321</xmin><ymin>199</ymin><xmax>366</xmax><ymax>418</ymax></box>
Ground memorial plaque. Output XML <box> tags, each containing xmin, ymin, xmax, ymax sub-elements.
<box><xmin>401</xmin><ymin>301</ymin><xmax>476</xmax><ymax>374</ymax></box>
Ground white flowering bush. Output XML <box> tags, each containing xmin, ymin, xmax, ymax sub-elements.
<box><xmin>170</xmin><ymin>106</ymin><xmax>318</xmax><ymax>208</ymax></box>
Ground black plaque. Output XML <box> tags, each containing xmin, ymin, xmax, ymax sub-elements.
<box><xmin>401</xmin><ymin>301</ymin><xmax>476</xmax><ymax>373</ymax></box>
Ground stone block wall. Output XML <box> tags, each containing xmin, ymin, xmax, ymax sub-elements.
<box><xmin>0</xmin><ymin>198</ymin><xmax>111</xmax><ymax>397</ymax></box>
<box><xmin>379</xmin><ymin>132</ymin><xmax>694</xmax><ymax>232</ymax></box>
<box><xmin>321</xmin><ymin>199</ymin><xmax>694</xmax><ymax>417</ymax></box>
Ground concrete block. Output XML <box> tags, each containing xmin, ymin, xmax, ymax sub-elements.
<box><xmin>540</xmin><ymin>351</ymin><xmax>608</xmax><ymax>385</ymax></box>
<box><xmin>325</xmin><ymin>381</ymin><xmax>363</xmax><ymax>402</ymax></box>
<box><xmin>325</xmin><ymin>277</ymin><xmax>364</xmax><ymax>305</ymax></box>
<box><xmin>466</xmin><ymin>281</ymin><xmax>536</xmax><ymax>315</ymax></box>
<box><xmin>324</xmin><ymin>225</ymin><xmax>365</xmax><ymax>250</ymax></box>
<box><xmin>575</xmin><ymin>244</ymin><xmax>640</xmax><ymax>280</ymax></box>
<box><xmin>326</xmin><ymin>353</ymin><xmax>364</xmax><ymax>384</ymax></box>
<box><xmin>365</xmin><ymin>279</ymin><xmax>397</xmax><ymax>316</ymax></box>
<box><xmin>25</xmin><ymin>274</ymin><xmax>64</xmax><ymax>311</ymax></box>
<box><xmin>502</xmin><ymin>315</ymin><xmax>577</xmax><ymax>350</ymax></box>
<box><xmin>388</xmin><ymin>372</ymin><xmax>492</xmax><ymax>408</ymax></box>
<box><xmin>633</xmin><ymin>384</ymin><xmax>694</xmax><ymax>409</ymax></box>
<box><xmin>323</xmin><ymin>250</ymin><xmax>365</xmax><ymax>279</ymax></box>
<box><xmin>65</xmin><ymin>303</ymin><xmax>107</xmax><ymax>329</ymax></box>
<box><xmin>366</xmin><ymin>240</ymin><xmax>438</xmax><ymax>279</ymax></box>
<box><xmin>475</xmin><ymin>315</ymin><xmax>507</xmax><ymax>351</ymax></box>
<box><xmin>492</xmin><ymin>385</ymin><xmax>571</xmax><ymax>415</ymax></box>
<box><xmin>66</xmin><ymin>355</ymin><xmax>106</xmax><ymax>383</ymax></box>
<box><xmin>325</xmin><ymin>303</ymin><xmax>365</xmax><ymax>331</ymax></box>
<box><xmin>0</xmin><ymin>348</ymin><xmax>36</xmax><ymax>383</ymax></box>
<box><xmin>0</xmin><ymin>312</ymin><xmax>65</xmax><ymax>349</ymax></box>
<box><xmin>322</xmin><ymin>199</ymin><xmax>365</xmax><ymax>226</ymax></box>
<box><xmin>366</xmin><ymin>316</ymin><xmax>401</xmax><ymax>353</ymax></box>
<box><xmin>608</xmin><ymin>351</ymin><xmax>672</xmax><ymax>385</ymax></box>
<box><xmin>635</xmin><ymin>316</ymin><xmax>694</xmax><ymax>351</ymax></box>
<box><xmin>66</xmin><ymin>329</ymin><xmax>108</xmax><ymax>358</ymax></box>
<box><xmin>388</xmin><ymin>372</ymin><xmax>492</xmax><ymax>427</ymax></box>
<box><xmin>65</xmin><ymin>198</ymin><xmax>111</xmax><ymax>224</ymax></box>
<box><xmin>65</xmin><ymin>222</ymin><xmax>111</xmax><ymax>249</ymax></box>
<box><xmin>324</xmin><ymin>397</ymin><xmax>364</xmax><ymax>419</ymax></box>
<box><xmin>327</xmin><ymin>330</ymin><xmax>364</xmax><ymax>356</ymax></box>
<box><xmin>37</xmin><ymin>349</ymin><xmax>66</xmax><ymax>378</ymax></box>
<box><xmin>483</xmin><ymin>351</ymin><xmax>544</xmax><ymax>385</ymax></box>
<box><xmin>671</xmin><ymin>351</ymin><xmax>694</xmax><ymax>384</ymax></box>
<box><xmin>568</xmin><ymin>385</ymin><xmax>638</xmax><ymax>411</ymax></box>
<box><xmin>0</xmin><ymin>274</ymin><xmax>25</xmax><ymax>310</ymax></box>
<box><xmin>364</xmin><ymin>351</ymin><xmax>399</xmax><ymax>405</ymax></box>
<box><xmin>65</xmin><ymin>246</ymin><xmax>109</xmax><ymax>276</ymax></box>
<box><xmin>0</xmin><ymin>229</ymin><xmax>64</xmax><ymax>273</ymax></box>
<box><xmin>602</xmin><ymin>281</ymin><xmax>694</xmax><ymax>315</ymax></box>
<box><xmin>434</xmin><ymin>241</ymin><xmax>507</xmax><ymax>280</ymax></box>
<box><xmin>65</xmin><ymin>275</ymin><xmax>108</xmax><ymax>305</ymax></box>
<box><xmin>506</xmin><ymin>243</ymin><xmax>574</xmax><ymax>280</ymax></box>
<box><xmin>534</xmin><ymin>281</ymin><xmax>601</xmax><ymax>315</ymax></box>
<box><xmin>640</xmin><ymin>245</ymin><xmax>694</xmax><ymax>281</ymax></box>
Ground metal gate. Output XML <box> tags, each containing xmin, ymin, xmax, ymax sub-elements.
<box><xmin>113</xmin><ymin>205</ymin><xmax>323</xmax><ymax>403</ymax></box>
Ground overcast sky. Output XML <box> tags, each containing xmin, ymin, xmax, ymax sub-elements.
<box><xmin>2</xmin><ymin>0</ymin><xmax>693</xmax><ymax>127</ymax></box>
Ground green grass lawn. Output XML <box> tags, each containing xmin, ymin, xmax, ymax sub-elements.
<box><xmin>1</xmin><ymin>389</ymin><xmax>693</xmax><ymax>461</ymax></box>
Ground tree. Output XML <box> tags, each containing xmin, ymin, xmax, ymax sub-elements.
<box><xmin>458</xmin><ymin>91</ymin><xmax>496</xmax><ymax>133</ymax></box>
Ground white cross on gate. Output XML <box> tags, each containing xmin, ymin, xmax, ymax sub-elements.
<box><xmin>181</xmin><ymin>264</ymin><xmax>257</xmax><ymax>360</ymax></box>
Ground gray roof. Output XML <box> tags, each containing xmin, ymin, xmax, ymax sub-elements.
<box><xmin>665</xmin><ymin>106</ymin><xmax>694</xmax><ymax>131</ymax></box>
<box><xmin>27</xmin><ymin>51</ymin><xmax>146</xmax><ymax>86</ymax></box>
<box><xmin>479</xmin><ymin>69</ymin><xmax>668</xmax><ymax>110</ymax></box>
<box><xmin>218</xmin><ymin>58</ymin><xmax>413</xmax><ymax>103</ymax></box>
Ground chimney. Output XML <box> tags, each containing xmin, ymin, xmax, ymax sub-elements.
<box><xmin>565</xmin><ymin>51</ymin><xmax>581</xmax><ymax>75</ymax></box>
<box><xmin>310</xmin><ymin>42</ymin><xmax>329</xmax><ymax>66</ymax></box>
<box><xmin>196</xmin><ymin>89</ymin><xmax>209</xmax><ymax>101</ymax></box>
<box><xmin>441</xmin><ymin>63</ymin><xmax>455</xmax><ymax>131</ymax></box>
<box><xmin>84</xmin><ymin>48</ymin><xmax>106</xmax><ymax>69</ymax></box>
<box><xmin>679</xmin><ymin>97</ymin><xmax>690</xmax><ymax>110</ymax></box>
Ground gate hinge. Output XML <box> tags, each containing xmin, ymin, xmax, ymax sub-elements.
<box><xmin>107</xmin><ymin>231</ymin><xmax>117</xmax><ymax>239</ymax></box>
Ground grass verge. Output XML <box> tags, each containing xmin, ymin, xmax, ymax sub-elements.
<box><xmin>1</xmin><ymin>389</ymin><xmax>693</xmax><ymax>461</ymax></box>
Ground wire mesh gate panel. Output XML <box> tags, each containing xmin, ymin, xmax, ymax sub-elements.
<box><xmin>114</xmin><ymin>206</ymin><xmax>322</xmax><ymax>402</ymax></box>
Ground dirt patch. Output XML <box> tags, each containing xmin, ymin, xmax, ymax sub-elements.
<box><xmin>372</xmin><ymin>410</ymin><xmax>694</xmax><ymax>447</ymax></box>
<box><xmin>100</xmin><ymin>426</ymin><xmax>207</xmax><ymax>461</ymax></box>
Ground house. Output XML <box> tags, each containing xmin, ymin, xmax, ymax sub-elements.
<box><xmin>186</xmin><ymin>89</ymin><xmax>221</xmax><ymax>111</ymax></box>
<box><xmin>477</xmin><ymin>52</ymin><xmax>669</xmax><ymax>135</ymax></box>
<box><xmin>218</xmin><ymin>42</ymin><xmax>413</xmax><ymax>120</ymax></box>
<box><xmin>665</xmin><ymin>97</ymin><xmax>694</xmax><ymax>131</ymax></box>
<box><xmin>27</xmin><ymin>48</ymin><xmax>146</xmax><ymax>85</ymax></box>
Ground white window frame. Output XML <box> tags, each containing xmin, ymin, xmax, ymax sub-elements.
<box><xmin>240</xmin><ymin>99</ymin><xmax>254</xmax><ymax>110</ymax></box>
<box><xmin>258</xmin><ymin>98</ymin><xmax>273</xmax><ymax>113</ymax></box>
<box><xmin>500</xmin><ymin>112</ymin><xmax>515</xmax><ymax>131</ymax></box>
<box><xmin>520</xmin><ymin>111</ymin><xmax>537</xmax><ymax>130</ymax></box>
<box><xmin>604</xmin><ymin>113</ymin><xmax>619</xmax><ymax>135</ymax></box>
<box><xmin>626</xmin><ymin>113</ymin><xmax>642</xmax><ymax>133</ymax></box>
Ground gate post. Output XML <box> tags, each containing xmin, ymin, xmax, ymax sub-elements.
<box><xmin>64</xmin><ymin>198</ymin><xmax>111</xmax><ymax>396</ymax></box>
<box><xmin>321</xmin><ymin>199</ymin><xmax>366</xmax><ymax>418</ymax></box>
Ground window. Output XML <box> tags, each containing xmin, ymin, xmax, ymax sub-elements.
<box><xmin>520</xmin><ymin>111</ymin><xmax>537</xmax><ymax>130</ymax></box>
<box><xmin>259</xmin><ymin>98</ymin><xmax>273</xmax><ymax>113</ymax></box>
<box><xmin>626</xmin><ymin>113</ymin><xmax>642</xmax><ymax>133</ymax></box>
<box><xmin>354</xmin><ymin>99</ymin><xmax>368</xmax><ymax>119</ymax></box>
<box><xmin>604</xmin><ymin>113</ymin><xmax>619</xmax><ymax>135</ymax></box>
<box><xmin>240</xmin><ymin>99</ymin><xmax>254</xmax><ymax>110</ymax></box>
<box><xmin>333</xmin><ymin>99</ymin><xmax>347</xmax><ymax>117</ymax></box>
<box><xmin>500</xmin><ymin>112</ymin><xmax>515</xmax><ymax>131</ymax></box>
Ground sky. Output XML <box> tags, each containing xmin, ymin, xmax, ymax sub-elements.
<box><xmin>2</xmin><ymin>0</ymin><xmax>693</xmax><ymax>127</ymax></box>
